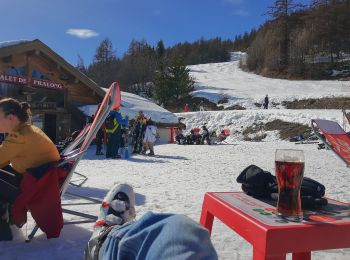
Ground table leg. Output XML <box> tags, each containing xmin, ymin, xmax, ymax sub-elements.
<box><xmin>199</xmin><ymin>208</ymin><xmax>214</xmax><ymax>235</ymax></box>
<box><xmin>292</xmin><ymin>252</ymin><xmax>311</xmax><ymax>260</ymax></box>
<box><xmin>253</xmin><ymin>247</ymin><xmax>286</xmax><ymax>260</ymax></box>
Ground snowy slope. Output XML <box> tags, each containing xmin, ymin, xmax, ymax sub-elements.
<box><xmin>188</xmin><ymin>55</ymin><xmax>350</xmax><ymax>109</ymax></box>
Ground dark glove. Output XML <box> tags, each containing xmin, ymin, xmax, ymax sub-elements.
<box><xmin>270</xmin><ymin>193</ymin><xmax>328</xmax><ymax>210</ymax></box>
<box><xmin>237</xmin><ymin>165</ymin><xmax>275</xmax><ymax>197</ymax></box>
<box><xmin>301</xmin><ymin>177</ymin><xmax>325</xmax><ymax>198</ymax></box>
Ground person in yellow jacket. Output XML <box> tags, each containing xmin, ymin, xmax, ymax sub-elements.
<box><xmin>0</xmin><ymin>98</ymin><xmax>60</xmax><ymax>209</ymax></box>
<box><xmin>132</xmin><ymin>110</ymin><xmax>147</xmax><ymax>153</ymax></box>
<box><xmin>105</xmin><ymin>108</ymin><xmax>128</xmax><ymax>159</ymax></box>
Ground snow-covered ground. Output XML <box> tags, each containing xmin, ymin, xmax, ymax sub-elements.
<box><xmin>188</xmin><ymin>55</ymin><xmax>350</xmax><ymax>109</ymax></box>
<box><xmin>3</xmin><ymin>141</ymin><xmax>350</xmax><ymax>260</ymax></box>
<box><xmin>2</xmin><ymin>56</ymin><xmax>350</xmax><ymax>259</ymax></box>
<box><xmin>79</xmin><ymin>90</ymin><xmax>178</xmax><ymax>124</ymax></box>
<box><xmin>177</xmin><ymin>109</ymin><xmax>349</xmax><ymax>142</ymax></box>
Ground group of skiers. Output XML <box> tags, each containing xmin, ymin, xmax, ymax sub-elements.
<box><xmin>174</xmin><ymin>120</ymin><xmax>230</xmax><ymax>145</ymax></box>
<box><xmin>130</xmin><ymin>110</ymin><xmax>158</xmax><ymax>156</ymax></box>
<box><xmin>93</xmin><ymin>109</ymin><xmax>158</xmax><ymax>158</ymax></box>
<box><xmin>183</xmin><ymin>101</ymin><xmax>205</xmax><ymax>112</ymax></box>
<box><xmin>175</xmin><ymin>125</ymin><xmax>218</xmax><ymax>145</ymax></box>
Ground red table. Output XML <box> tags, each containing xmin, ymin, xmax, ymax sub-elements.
<box><xmin>200</xmin><ymin>192</ymin><xmax>350</xmax><ymax>260</ymax></box>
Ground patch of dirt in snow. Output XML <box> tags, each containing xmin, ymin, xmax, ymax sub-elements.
<box><xmin>242</xmin><ymin>119</ymin><xmax>312</xmax><ymax>141</ymax></box>
<box><xmin>283</xmin><ymin>97</ymin><xmax>350</xmax><ymax>109</ymax></box>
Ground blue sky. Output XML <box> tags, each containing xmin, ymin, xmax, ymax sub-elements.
<box><xmin>1</xmin><ymin>0</ymin><xmax>310</xmax><ymax>66</ymax></box>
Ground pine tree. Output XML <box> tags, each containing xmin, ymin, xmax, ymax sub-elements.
<box><xmin>308</xmin><ymin>0</ymin><xmax>350</xmax><ymax>63</ymax></box>
<box><xmin>87</xmin><ymin>38</ymin><xmax>119</xmax><ymax>88</ymax></box>
<box><xmin>93</xmin><ymin>38</ymin><xmax>116</xmax><ymax>63</ymax></box>
<box><xmin>168</xmin><ymin>56</ymin><xmax>194</xmax><ymax>101</ymax></box>
<box><xmin>267</xmin><ymin>0</ymin><xmax>306</xmax><ymax>67</ymax></box>
<box><xmin>153</xmin><ymin>67</ymin><xmax>169</xmax><ymax>105</ymax></box>
<box><xmin>119</xmin><ymin>39</ymin><xmax>157</xmax><ymax>97</ymax></box>
<box><xmin>153</xmin><ymin>56</ymin><xmax>194</xmax><ymax>107</ymax></box>
<box><xmin>156</xmin><ymin>40</ymin><xmax>166</xmax><ymax>59</ymax></box>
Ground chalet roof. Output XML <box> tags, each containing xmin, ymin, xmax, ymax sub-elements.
<box><xmin>0</xmin><ymin>39</ymin><xmax>105</xmax><ymax>98</ymax></box>
<box><xmin>79</xmin><ymin>90</ymin><xmax>178</xmax><ymax>125</ymax></box>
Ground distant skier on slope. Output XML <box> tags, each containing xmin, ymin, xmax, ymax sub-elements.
<box><xmin>263</xmin><ymin>94</ymin><xmax>269</xmax><ymax>109</ymax></box>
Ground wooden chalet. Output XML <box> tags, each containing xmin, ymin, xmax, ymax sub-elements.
<box><xmin>0</xmin><ymin>39</ymin><xmax>104</xmax><ymax>143</ymax></box>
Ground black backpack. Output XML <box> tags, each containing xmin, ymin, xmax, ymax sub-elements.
<box><xmin>105</xmin><ymin>114</ymin><xmax>115</xmax><ymax>130</ymax></box>
<box><xmin>236</xmin><ymin>164</ymin><xmax>327</xmax><ymax>209</ymax></box>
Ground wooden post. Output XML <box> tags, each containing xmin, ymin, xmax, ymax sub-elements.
<box><xmin>170</xmin><ymin>127</ymin><xmax>175</xmax><ymax>143</ymax></box>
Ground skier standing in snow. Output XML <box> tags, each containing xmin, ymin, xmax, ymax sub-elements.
<box><xmin>141</xmin><ymin>118</ymin><xmax>157</xmax><ymax>156</ymax></box>
<box><xmin>263</xmin><ymin>94</ymin><xmax>269</xmax><ymax>109</ymax></box>
<box><xmin>183</xmin><ymin>103</ymin><xmax>190</xmax><ymax>112</ymax></box>
<box><xmin>132</xmin><ymin>110</ymin><xmax>147</xmax><ymax>153</ymax></box>
<box><xmin>175</xmin><ymin>127</ymin><xmax>186</xmax><ymax>144</ymax></box>
<box><xmin>199</xmin><ymin>101</ymin><xmax>205</xmax><ymax>111</ymax></box>
<box><xmin>95</xmin><ymin>126</ymin><xmax>105</xmax><ymax>155</ymax></box>
<box><xmin>105</xmin><ymin>108</ymin><xmax>128</xmax><ymax>159</ymax></box>
<box><xmin>201</xmin><ymin>125</ymin><xmax>210</xmax><ymax>144</ymax></box>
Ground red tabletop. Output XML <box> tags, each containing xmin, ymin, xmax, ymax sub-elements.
<box><xmin>200</xmin><ymin>192</ymin><xmax>350</xmax><ymax>260</ymax></box>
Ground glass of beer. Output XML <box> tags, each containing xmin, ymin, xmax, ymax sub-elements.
<box><xmin>275</xmin><ymin>149</ymin><xmax>305</xmax><ymax>222</ymax></box>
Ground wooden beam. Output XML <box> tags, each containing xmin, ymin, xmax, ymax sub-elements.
<box><xmin>67</xmin><ymin>93</ymin><xmax>99</xmax><ymax>103</ymax></box>
<box><xmin>0</xmin><ymin>54</ymin><xmax>26</xmax><ymax>72</ymax></box>
<box><xmin>29</xmin><ymin>59</ymin><xmax>66</xmax><ymax>86</ymax></box>
<box><xmin>2</xmin><ymin>56</ymin><xmax>12</xmax><ymax>63</ymax></box>
<box><xmin>0</xmin><ymin>43</ymin><xmax>35</xmax><ymax>59</ymax></box>
<box><xmin>25</xmin><ymin>54</ymin><xmax>32</xmax><ymax>89</ymax></box>
<box><xmin>0</xmin><ymin>63</ymin><xmax>13</xmax><ymax>71</ymax></box>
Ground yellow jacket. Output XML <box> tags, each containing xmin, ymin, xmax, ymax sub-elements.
<box><xmin>0</xmin><ymin>124</ymin><xmax>60</xmax><ymax>174</ymax></box>
<box><xmin>105</xmin><ymin>118</ymin><xmax>119</xmax><ymax>134</ymax></box>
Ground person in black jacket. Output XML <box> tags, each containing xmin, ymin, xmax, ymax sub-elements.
<box><xmin>95</xmin><ymin>127</ymin><xmax>104</xmax><ymax>155</ymax></box>
<box><xmin>89</xmin><ymin>106</ymin><xmax>105</xmax><ymax>156</ymax></box>
<box><xmin>201</xmin><ymin>125</ymin><xmax>210</xmax><ymax>145</ymax></box>
<box><xmin>263</xmin><ymin>94</ymin><xmax>269</xmax><ymax>109</ymax></box>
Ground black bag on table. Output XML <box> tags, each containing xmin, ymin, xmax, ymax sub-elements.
<box><xmin>236</xmin><ymin>165</ymin><xmax>328</xmax><ymax>209</ymax></box>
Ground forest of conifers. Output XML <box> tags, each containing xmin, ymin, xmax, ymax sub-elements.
<box><xmin>80</xmin><ymin>0</ymin><xmax>349</xmax><ymax>99</ymax></box>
